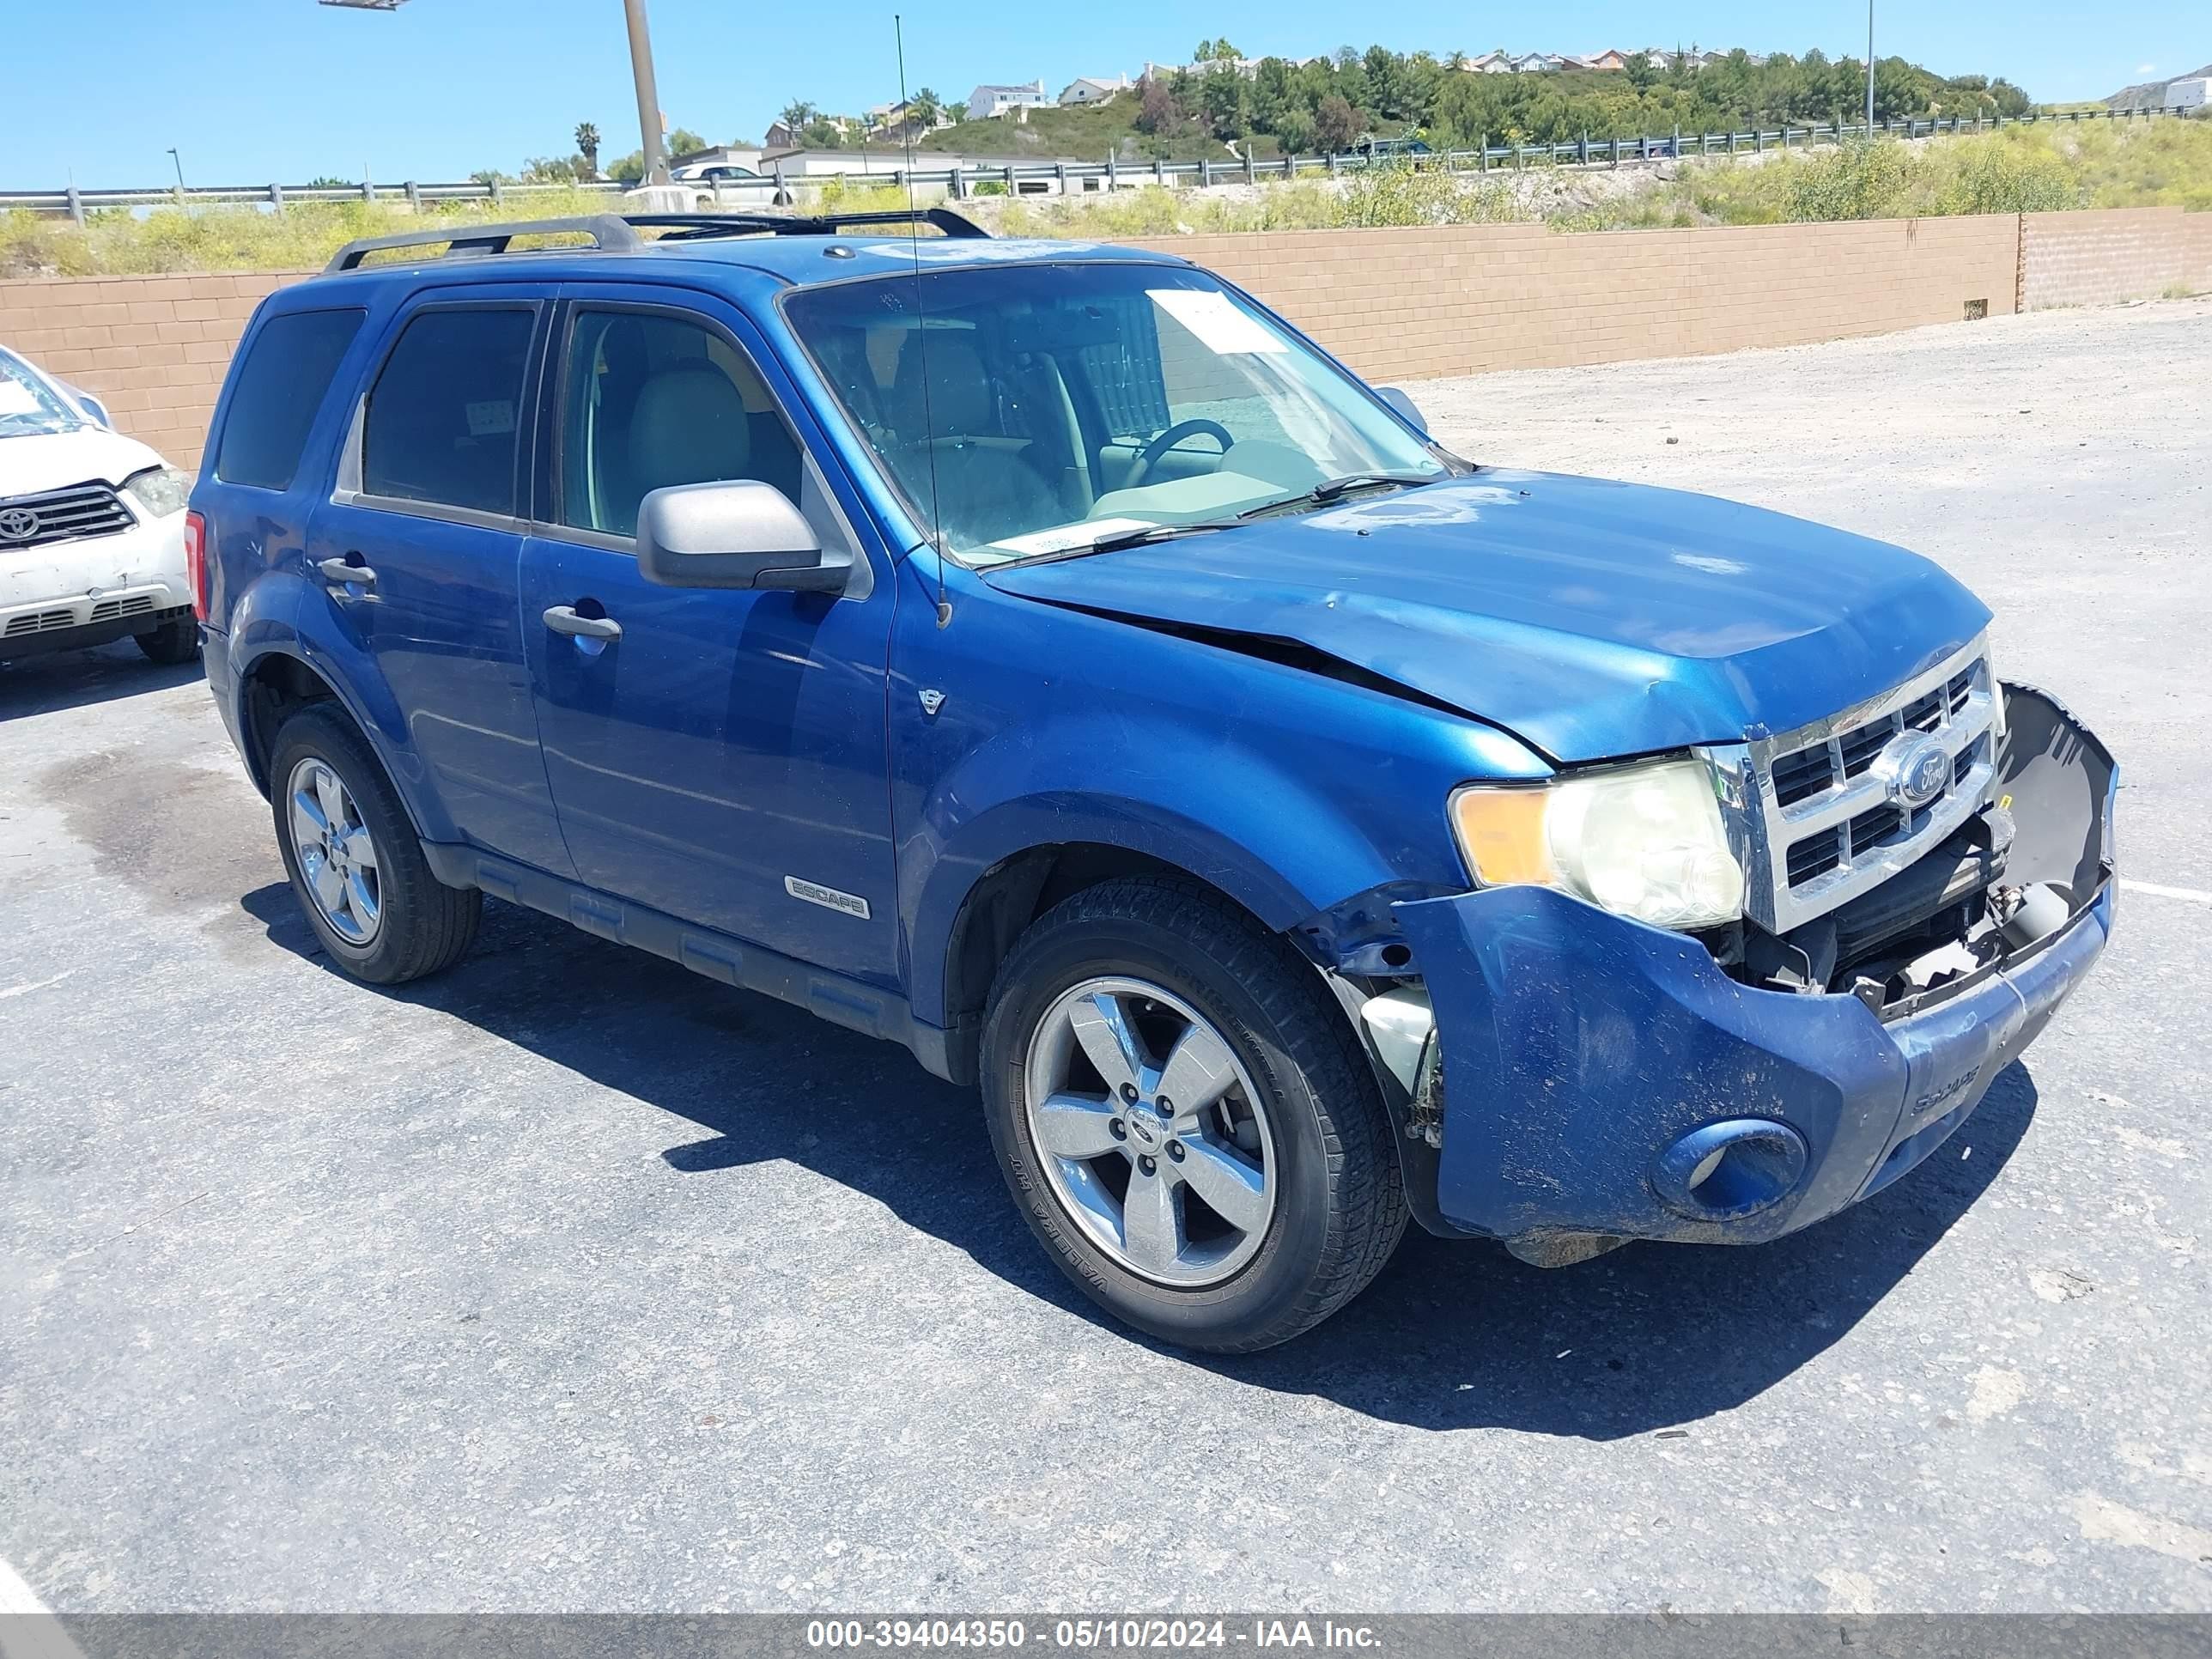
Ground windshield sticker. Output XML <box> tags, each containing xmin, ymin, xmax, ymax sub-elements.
<box><xmin>988</xmin><ymin>518</ymin><xmax>1158</xmax><ymax>556</ymax></box>
<box><xmin>1147</xmin><ymin>289</ymin><xmax>1288</xmax><ymax>356</ymax></box>
<box><xmin>0</xmin><ymin>381</ymin><xmax>40</xmax><ymax>416</ymax></box>
<box><xmin>465</xmin><ymin>399</ymin><xmax>516</xmax><ymax>438</ymax></box>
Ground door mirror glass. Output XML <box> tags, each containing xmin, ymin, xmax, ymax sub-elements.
<box><xmin>66</xmin><ymin>386</ymin><xmax>114</xmax><ymax>428</ymax></box>
<box><xmin>636</xmin><ymin>479</ymin><xmax>844</xmax><ymax>592</ymax></box>
<box><xmin>1376</xmin><ymin>386</ymin><xmax>1428</xmax><ymax>437</ymax></box>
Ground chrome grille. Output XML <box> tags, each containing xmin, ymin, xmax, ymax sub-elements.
<box><xmin>1704</xmin><ymin>635</ymin><xmax>1999</xmax><ymax>933</ymax></box>
<box><xmin>0</xmin><ymin>483</ymin><xmax>136</xmax><ymax>550</ymax></box>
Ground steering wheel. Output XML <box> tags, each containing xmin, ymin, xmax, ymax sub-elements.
<box><xmin>1127</xmin><ymin>419</ymin><xmax>1235</xmax><ymax>489</ymax></box>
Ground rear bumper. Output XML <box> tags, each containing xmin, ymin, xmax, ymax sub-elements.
<box><xmin>1390</xmin><ymin>684</ymin><xmax>2115</xmax><ymax>1256</ymax></box>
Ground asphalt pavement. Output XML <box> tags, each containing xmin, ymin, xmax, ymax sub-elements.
<box><xmin>3</xmin><ymin>298</ymin><xmax>2208</xmax><ymax>1613</ymax></box>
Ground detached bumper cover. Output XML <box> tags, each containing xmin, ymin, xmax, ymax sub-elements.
<box><xmin>1394</xmin><ymin>684</ymin><xmax>2115</xmax><ymax>1249</ymax></box>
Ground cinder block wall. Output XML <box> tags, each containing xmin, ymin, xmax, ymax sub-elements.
<box><xmin>1125</xmin><ymin>216</ymin><xmax>2021</xmax><ymax>381</ymax></box>
<box><xmin>2018</xmin><ymin>208</ymin><xmax>2194</xmax><ymax>309</ymax></box>
<box><xmin>0</xmin><ymin>271</ymin><xmax>307</xmax><ymax>469</ymax></box>
<box><xmin>0</xmin><ymin>210</ymin><xmax>2201</xmax><ymax>471</ymax></box>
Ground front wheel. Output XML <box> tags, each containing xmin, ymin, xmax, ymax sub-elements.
<box><xmin>135</xmin><ymin>617</ymin><xmax>200</xmax><ymax>665</ymax></box>
<box><xmin>981</xmin><ymin>878</ymin><xmax>1407</xmax><ymax>1352</ymax></box>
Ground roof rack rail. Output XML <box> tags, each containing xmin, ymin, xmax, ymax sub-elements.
<box><xmin>323</xmin><ymin>214</ymin><xmax>641</xmax><ymax>274</ymax></box>
<box><xmin>625</xmin><ymin>207</ymin><xmax>992</xmax><ymax>240</ymax></box>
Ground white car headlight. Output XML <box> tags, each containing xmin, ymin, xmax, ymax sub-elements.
<box><xmin>123</xmin><ymin>465</ymin><xmax>191</xmax><ymax>519</ymax></box>
<box><xmin>1449</xmin><ymin>757</ymin><xmax>1746</xmax><ymax>931</ymax></box>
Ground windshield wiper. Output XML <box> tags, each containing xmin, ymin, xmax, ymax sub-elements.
<box><xmin>1238</xmin><ymin>471</ymin><xmax>1440</xmax><ymax>520</ymax></box>
<box><xmin>997</xmin><ymin>520</ymin><xmax>1241</xmax><ymax>567</ymax></box>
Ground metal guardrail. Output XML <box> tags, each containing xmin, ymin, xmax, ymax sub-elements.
<box><xmin>4</xmin><ymin>104</ymin><xmax>2197</xmax><ymax>222</ymax></box>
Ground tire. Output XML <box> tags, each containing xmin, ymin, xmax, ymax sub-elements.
<box><xmin>268</xmin><ymin>703</ymin><xmax>481</xmax><ymax>985</ymax></box>
<box><xmin>135</xmin><ymin>617</ymin><xmax>200</xmax><ymax>665</ymax></box>
<box><xmin>981</xmin><ymin>876</ymin><xmax>1407</xmax><ymax>1352</ymax></box>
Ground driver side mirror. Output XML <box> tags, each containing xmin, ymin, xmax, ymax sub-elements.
<box><xmin>65</xmin><ymin>385</ymin><xmax>114</xmax><ymax>428</ymax></box>
<box><xmin>636</xmin><ymin>480</ymin><xmax>848</xmax><ymax>594</ymax></box>
<box><xmin>1376</xmin><ymin>386</ymin><xmax>1428</xmax><ymax>437</ymax></box>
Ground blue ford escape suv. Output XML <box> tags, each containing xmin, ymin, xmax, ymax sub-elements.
<box><xmin>191</xmin><ymin>210</ymin><xmax>2115</xmax><ymax>1352</ymax></box>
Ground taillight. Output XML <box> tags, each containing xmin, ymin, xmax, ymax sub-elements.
<box><xmin>184</xmin><ymin>509</ymin><xmax>209</xmax><ymax>622</ymax></box>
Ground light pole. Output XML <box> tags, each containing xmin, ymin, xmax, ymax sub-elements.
<box><xmin>1865</xmin><ymin>1</ymin><xmax>1876</xmax><ymax>133</ymax></box>
<box><xmin>315</xmin><ymin>1</ymin><xmax>671</xmax><ymax>188</ymax></box>
<box><xmin>167</xmin><ymin>148</ymin><xmax>185</xmax><ymax>191</ymax></box>
<box><xmin>622</xmin><ymin>0</ymin><xmax>669</xmax><ymax>185</ymax></box>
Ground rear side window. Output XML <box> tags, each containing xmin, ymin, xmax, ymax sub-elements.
<box><xmin>361</xmin><ymin>307</ymin><xmax>535</xmax><ymax>516</ymax></box>
<box><xmin>214</xmin><ymin>307</ymin><xmax>366</xmax><ymax>489</ymax></box>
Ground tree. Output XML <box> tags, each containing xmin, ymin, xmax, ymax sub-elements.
<box><xmin>1200</xmin><ymin>65</ymin><xmax>1249</xmax><ymax>138</ymax></box>
<box><xmin>573</xmin><ymin>122</ymin><xmax>600</xmax><ymax>177</ymax></box>
<box><xmin>1314</xmin><ymin>94</ymin><xmax>1360</xmax><ymax>153</ymax></box>
<box><xmin>778</xmin><ymin>100</ymin><xmax>816</xmax><ymax>131</ymax></box>
<box><xmin>1624</xmin><ymin>52</ymin><xmax>1657</xmax><ymax>91</ymax></box>
<box><xmin>1135</xmin><ymin>77</ymin><xmax>1187</xmax><ymax>137</ymax></box>
<box><xmin>909</xmin><ymin>87</ymin><xmax>942</xmax><ymax>127</ymax></box>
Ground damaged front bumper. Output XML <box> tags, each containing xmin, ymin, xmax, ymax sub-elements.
<box><xmin>1380</xmin><ymin>684</ymin><xmax>2116</xmax><ymax>1261</ymax></box>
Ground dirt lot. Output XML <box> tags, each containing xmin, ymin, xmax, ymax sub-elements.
<box><xmin>3</xmin><ymin>298</ymin><xmax>2209</xmax><ymax>1614</ymax></box>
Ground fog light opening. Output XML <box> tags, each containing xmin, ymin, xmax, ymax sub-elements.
<box><xmin>1654</xmin><ymin>1119</ymin><xmax>1809</xmax><ymax>1221</ymax></box>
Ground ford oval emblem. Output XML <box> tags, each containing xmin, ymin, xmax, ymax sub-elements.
<box><xmin>1878</xmin><ymin>733</ymin><xmax>1952</xmax><ymax>811</ymax></box>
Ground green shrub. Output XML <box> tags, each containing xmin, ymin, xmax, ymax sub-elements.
<box><xmin>1786</xmin><ymin>139</ymin><xmax>1916</xmax><ymax>221</ymax></box>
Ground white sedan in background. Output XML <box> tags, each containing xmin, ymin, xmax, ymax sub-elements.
<box><xmin>1</xmin><ymin>343</ymin><xmax>198</xmax><ymax>667</ymax></box>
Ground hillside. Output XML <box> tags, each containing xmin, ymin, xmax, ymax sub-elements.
<box><xmin>2106</xmin><ymin>64</ymin><xmax>2212</xmax><ymax>112</ymax></box>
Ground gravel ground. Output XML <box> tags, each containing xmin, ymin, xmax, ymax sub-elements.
<box><xmin>3</xmin><ymin>299</ymin><xmax>2209</xmax><ymax>1615</ymax></box>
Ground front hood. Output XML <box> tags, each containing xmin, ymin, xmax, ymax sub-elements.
<box><xmin>985</xmin><ymin>471</ymin><xmax>1992</xmax><ymax>764</ymax></box>
<box><xmin>0</xmin><ymin>427</ymin><xmax>164</xmax><ymax>498</ymax></box>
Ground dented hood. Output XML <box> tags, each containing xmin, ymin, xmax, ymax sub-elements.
<box><xmin>984</xmin><ymin>471</ymin><xmax>1993</xmax><ymax>764</ymax></box>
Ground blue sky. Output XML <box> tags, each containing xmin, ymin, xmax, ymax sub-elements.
<box><xmin>12</xmin><ymin>2</ymin><xmax>2206</xmax><ymax>187</ymax></box>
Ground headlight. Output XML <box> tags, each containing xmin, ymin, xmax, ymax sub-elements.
<box><xmin>1449</xmin><ymin>757</ymin><xmax>1746</xmax><ymax>931</ymax></box>
<box><xmin>123</xmin><ymin>465</ymin><xmax>191</xmax><ymax>519</ymax></box>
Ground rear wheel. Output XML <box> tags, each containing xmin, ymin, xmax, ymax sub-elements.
<box><xmin>981</xmin><ymin>877</ymin><xmax>1406</xmax><ymax>1352</ymax></box>
<box><xmin>269</xmin><ymin>704</ymin><xmax>480</xmax><ymax>984</ymax></box>
<box><xmin>135</xmin><ymin>617</ymin><xmax>199</xmax><ymax>665</ymax></box>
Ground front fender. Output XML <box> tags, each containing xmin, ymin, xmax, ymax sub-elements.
<box><xmin>892</xmin><ymin>562</ymin><xmax>1551</xmax><ymax>1030</ymax></box>
<box><xmin>902</xmin><ymin>763</ymin><xmax>1377</xmax><ymax>1029</ymax></box>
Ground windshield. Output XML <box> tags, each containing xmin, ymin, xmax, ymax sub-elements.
<box><xmin>784</xmin><ymin>262</ymin><xmax>1449</xmax><ymax>562</ymax></box>
<box><xmin>0</xmin><ymin>349</ymin><xmax>86</xmax><ymax>439</ymax></box>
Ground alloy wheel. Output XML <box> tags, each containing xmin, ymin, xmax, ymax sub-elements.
<box><xmin>287</xmin><ymin>757</ymin><xmax>383</xmax><ymax>946</ymax></box>
<box><xmin>1023</xmin><ymin>976</ymin><xmax>1278</xmax><ymax>1287</ymax></box>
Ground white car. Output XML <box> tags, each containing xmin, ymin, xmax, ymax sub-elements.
<box><xmin>1</xmin><ymin>344</ymin><xmax>198</xmax><ymax>666</ymax></box>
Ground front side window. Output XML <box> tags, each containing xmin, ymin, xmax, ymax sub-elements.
<box><xmin>361</xmin><ymin>307</ymin><xmax>535</xmax><ymax>515</ymax></box>
<box><xmin>216</xmin><ymin>307</ymin><xmax>366</xmax><ymax>489</ymax></box>
<box><xmin>784</xmin><ymin>263</ymin><xmax>1447</xmax><ymax>562</ymax></box>
<box><xmin>556</xmin><ymin>308</ymin><xmax>803</xmax><ymax>538</ymax></box>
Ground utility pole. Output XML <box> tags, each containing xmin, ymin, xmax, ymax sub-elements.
<box><xmin>622</xmin><ymin>0</ymin><xmax>669</xmax><ymax>185</ymax></box>
<box><xmin>1865</xmin><ymin>1</ymin><xmax>1876</xmax><ymax>132</ymax></box>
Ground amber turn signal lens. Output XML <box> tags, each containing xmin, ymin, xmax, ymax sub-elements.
<box><xmin>1448</xmin><ymin>787</ymin><xmax>1556</xmax><ymax>887</ymax></box>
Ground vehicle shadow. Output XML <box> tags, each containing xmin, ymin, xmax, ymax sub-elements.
<box><xmin>0</xmin><ymin>641</ymin><xmax>204</xmax><ymax>720</ymax></box>
<box><xmin>241</xmin><ymin>882</ymin><xmax>2038</xmax><ymax>1441</ymax></box>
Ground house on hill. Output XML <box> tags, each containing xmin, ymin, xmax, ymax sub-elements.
<box><xmin>965</xmin><ymin>80</ymin><xmax>1054</xmax><ymax>119</ymax></box>
<box><xmin>1059</xmin><ymin>74</ymin><xmax>1132</xmax><ymax>106</ymax></box>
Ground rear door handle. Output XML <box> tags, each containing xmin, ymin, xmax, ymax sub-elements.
<box><xmin>543</xmin><ymin>605</ymin><xmax>622</xmax><ymax>641</ymax></box>
<box><xmin>318</xmin><ymin>556</ymin><xmax>376</xmax><ymax>587</ymax></box>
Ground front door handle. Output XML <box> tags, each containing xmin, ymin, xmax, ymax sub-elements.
<box><xmin>318</xmin><ymin>556</ymin><xmax>376</xmax><ymax>587</ymax></box>
<box><xmin>543</xmin><ymin>605</ymin><xmax>622</xmax><ymax>641</ymax></box>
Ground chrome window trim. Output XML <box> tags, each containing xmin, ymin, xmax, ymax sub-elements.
<box><xmin>1701</xmin><ymin>633</ymin><xmax>1995</xmax><ymax>934</ymax></box>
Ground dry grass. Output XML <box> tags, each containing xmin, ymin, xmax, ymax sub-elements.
<box><xmin>8</xmin><ymin>120</ymin><xmax>2206</xmax><ymax>276</ymax></box>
